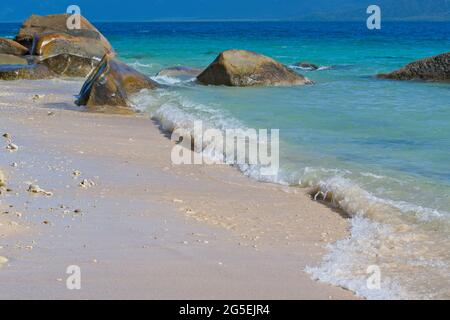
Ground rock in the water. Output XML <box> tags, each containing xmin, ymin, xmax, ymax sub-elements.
<box><xmin>0</xmin><ymin>63</ymin><xmax>56</xmax><ymax>80</ymax></box>
<box><xmin>156</xmin><ymin>66</ymin><xmax>203</xmax><ymax>79</ymax></box>
<box><xmin>0</xmin><ymin>53</ymin><xmax>28</xmax><ymax>65</ymax></box>
<box><xmin>76</xmin><ymin>55</ymin><xmax>158</xmax><ymax>113</ymax></box>
<box><xmin>197</xmin><ymin>49</ymin><xmax>312</xmax><ymax>87</ymax></box>
<box><xmin>378</xmin><ymin>52</ymin><xmax>450</xmax><ymax>81</ymax></box>
<box><xmin>15</xmin><ymin>14</ymin><xmax>113</xmax><ymax>54</ymax></box>
<box><xmin>0</xmin><ymin>38</ymin><xmax>28</xmax><ymax>55</ymax></box>
<box><xmin>293</xmin><ymin>61</ymin><xmax>319</xmax><ymax>70</ymax></box>
<box><xmin>39</xmin><ymin>53</ymin><xmax>97</xmax><ymax>77</ymax></box>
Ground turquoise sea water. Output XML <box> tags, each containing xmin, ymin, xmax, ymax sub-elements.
<box><xmin>2</xmin><ymin>21</ymin><xmax>449</xmax><ymax>299</ymax></box>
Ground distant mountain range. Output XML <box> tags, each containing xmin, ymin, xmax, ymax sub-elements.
<box><xmin>0</xmin><ymin>0</ymin><xmax>449</xmax><ymax>22</ymax></box>
<box><xmin>290</xmin><ymin>0</ymin><xmax>450</xmax><ymax>21</ymax></box>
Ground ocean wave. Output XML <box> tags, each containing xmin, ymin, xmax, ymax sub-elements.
<box><xmin>127</xmin><ymin>61</ymin><xmax>155</xmax><ymax>69</ymax></box>
<box><xmin>130</xmin><ymin>89</ymin><xmax>450</xmax><ymax>300</ymax></box>
<box><xmin>151</xmin><ymin>75</ymin><xmax>196</xmax><ymax>86</ymax></box>
<box><xmin>289</xmin><ymin>65</ymin><xmax>333</xmax><ymax>71</ymax></box>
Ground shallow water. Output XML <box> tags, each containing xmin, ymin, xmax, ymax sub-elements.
<box><xmin>2</xmin><ymin>21</ymin><xmax>450</xmax><ymax>299</ymax></box>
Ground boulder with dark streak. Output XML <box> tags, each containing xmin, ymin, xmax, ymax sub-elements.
<box><xmin>197</xmin><ymin>49</ymin><xmax>312</xmax><ymax>87</ymax></box>
<box><xmin>76</xmin><ymin>55</ymin><xmax>158</xmax><ymax>113</ymax></box>
<box><xmin>377</xmin><ymin>52</ymin><xmax>450</xmax><ymax>81</ymax></box>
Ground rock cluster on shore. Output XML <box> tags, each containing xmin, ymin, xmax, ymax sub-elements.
<box><xmin>378</xmin><ymin>52</ymin><xmax>450</xmax><ymax>81</ymax></box>
<box><xmin>0</xmin><ymin>13</ymin><xmax>158</xmax><ymax>112</ymax></box>
<box><xmin>0</xmin><ymin>14</ymin><xmax>114</xmax><ymax>80</ymax></box>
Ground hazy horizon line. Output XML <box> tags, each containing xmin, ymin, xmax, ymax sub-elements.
<box><xmin>0</xmin><ymin>17</ymin><xmax>449</xmax><ymax>24</ymax></box>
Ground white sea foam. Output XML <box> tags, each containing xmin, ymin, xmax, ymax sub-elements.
<box><xmin>306</xmin><ymin>216</ymin><xmax>406</xmax><ymax>300</ymax></box>
<box><xmin>127</xmin><ymin>61</ymin><xmax>155</xmax><ymax>69</ymax></box>
<box><xmin>151</xmin><ymin>75</ymin><xmax>184</xmax><ymax>85</ymax></box>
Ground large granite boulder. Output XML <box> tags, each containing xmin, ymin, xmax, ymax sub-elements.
<box><xmin>39</xmin><ymin>53</ymin><xmax>97</xmax><ymax>77</ymax></box>
<box><xmin>76</xmin><ymin>55</ymin><xmax>158</xmax><ymax>113</ymax></box>
<box><xmin>33</xmin><ymin>32</ymin><xmax>111</xmax><ymax>61</ymax></box>
<box><xmin>0</xmin><ymin>38</ymin><xmax>28</xmax><ymax>55</ymax></box>
<box><xmin>197</xmin><ymin>49</ymin><xmax>312</xmax><ymax>87</ymax></box>
<box><xmin>15</xmin><ymin>14</ymin><xmax>113</xmax><ymax>54</ymax></box>
<box><xmin>378</xmin><ymin>52</ymin><xmax>450</xmax><ymax>81</ymax></box>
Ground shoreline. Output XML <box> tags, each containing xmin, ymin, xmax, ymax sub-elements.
<box><xmin>0</xmin><ymin>79</ymin><xmax>356</xmax><ymax>299</ymax></box>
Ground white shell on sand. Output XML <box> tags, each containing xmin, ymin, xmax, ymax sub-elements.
<box><xmin>0</xmin><ymin>256</ymin><xmax>9</xmax><ymax>265</ymax></box>
<box><xmin>27</xmin><ymin>184</ymin><xmax>53</xmax><ymax>196</ymax></box>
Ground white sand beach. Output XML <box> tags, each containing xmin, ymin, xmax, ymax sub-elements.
<box><xmin>0</xmin><ymin>79</ymin><xmax>356</xmax><ymax>299</ymax></box>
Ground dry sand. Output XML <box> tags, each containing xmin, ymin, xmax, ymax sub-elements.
<box><xmin>0</xmin><ymin>79</ymin><xmax>356</xmax><ymax>299</ymax></box>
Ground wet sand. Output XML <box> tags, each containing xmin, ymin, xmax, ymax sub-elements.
<box><xmin>0</xmin><ymin>79</ymin><xmax>356</xmax><ymax>299</ymax></box>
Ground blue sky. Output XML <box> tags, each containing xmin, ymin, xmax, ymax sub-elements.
<box><xmin>0</xmin><ymin>0</ymin><xmax>448</xmax><ymax>22</ymax></box>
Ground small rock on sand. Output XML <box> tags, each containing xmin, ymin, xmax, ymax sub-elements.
<box><xmin>79</xmin><ymin>179</ymin><xmax>95</xmax><ymax>188</ymax></box>
<box><xmin>32</xmin><ymin>94</ymin><xmax>45</xmax><ymax>101</ymax></box>
<box><xmin>6</xmin><ymin>143</ymin><xmax>18</xmax><ymax>152</ymax></box>
<box><xmin>72</xmin><ymin>170</ymin><xmax>82</xmax><ymax>177</ymax></box>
